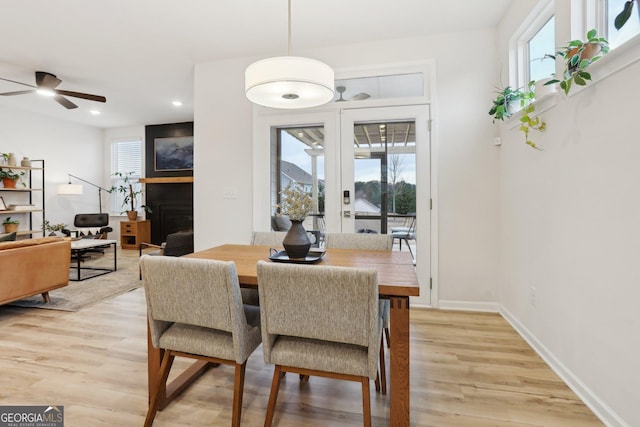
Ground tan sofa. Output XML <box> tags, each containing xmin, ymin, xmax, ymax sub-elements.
<box><xmin>0</xmin><ymin>236</ymin><xmax>71</xmax><ymax>305</ymax></box>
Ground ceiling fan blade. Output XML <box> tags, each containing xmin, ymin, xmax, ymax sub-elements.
<box><xmin>0</xmin><ymin>90</ymin><xmax>37</xmax><ymax>96</ymax></box>
<box><xmin>56</xmin><ymin>89</ymin><xmax>106</xmax><ymax>103</ymax></box>
<box><xmin>351</xmin><ymin>93</ymin><xmax>371</xmax><ymax>101</ymax></box>
<box><xmin>53</xmin><ymin>95</ymin><xmax>78</xmax><ymax>109</ymax></box>
<box><xmin>36</xmin><ymin>71</ymin><xmax>62</xmax><ymax>89</ymax></box>
<box><xmin>0</xmin><ymin>76</ymin><xmax>36</xmax><ymax>89</ymax></box>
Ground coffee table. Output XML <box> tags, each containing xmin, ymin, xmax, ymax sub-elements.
<box><xmin>70</xmin><ymin>239</ymin><xmax>117</xmax><ymax>281</ymax></box>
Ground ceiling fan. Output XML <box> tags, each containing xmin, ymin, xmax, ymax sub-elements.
<box><xmin>0</xmin><ymin>71</ymin><xmax>106</xmax><ymax>109</ymax></box>
<box><xmin>335</xmin><ymin>85</ymin><xmax>371</xmax><ymax>102</ymax></box>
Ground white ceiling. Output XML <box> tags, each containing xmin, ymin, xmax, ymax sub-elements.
<box><xmin>0</xmin><ymin>0</ymin><xmax>511</xmax><ymax>129</ymax></box>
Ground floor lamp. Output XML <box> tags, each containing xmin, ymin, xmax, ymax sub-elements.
<box><xmin>57</xmin><ymin>174</ymin><xmax>112</xmax><ymax>213</ymax></box>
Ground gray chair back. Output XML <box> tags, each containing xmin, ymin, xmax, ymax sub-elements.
<box><xmin>251</xmin><ymin>231</ymin><xmax>288</xmax><ymax>247</ymax></box>
<box><xmin>325</xmin><ymin>233</ymin><xmax>393</xmax><ymax>251</ymax></box>
<box><xmin>257</xmin><ymin>260</ymin><xmax>380</xmax><ymax>379</ymax></box>
<box><xmin>141</xmin><ymin>255</ymin><xmax>257</xmax><ymax>363</ymax></box>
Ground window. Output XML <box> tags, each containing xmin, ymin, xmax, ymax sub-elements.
<box><xmin>528</xmin><ymin>16</ymin><xmax>556</xmax><ymax>82</ymax></box>
<box><xmin>110</xmin><ymin>139</ymin><xmax>143</xmax><ymax>213</ymax></box>
<box><xmin>511</xmin><ymin>0</ymin><xmax>555</xmax><ymax>90</ymax></box>
<box><xmin>607</xmin><ymin>0</ymin><xmax>640</xmax><ymax>49</ymax></box>
<box><xmin>272</xmin><ymin>127</ymin><xmax>325</xmax><ymax>233</ymax></box>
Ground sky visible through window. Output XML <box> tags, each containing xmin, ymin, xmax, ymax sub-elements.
<box><xmin>281</xmin><ymin>131</ymin><xmax>416</xmax><ymax>184</ymax></box>
<box><xmin>529</xmin><ymin>16</ymin><xmax>555</xmax><ymax>83</ymax></box>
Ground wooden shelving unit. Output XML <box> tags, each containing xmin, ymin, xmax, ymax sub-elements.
<box><xmin>0</xmin><ymin>160</ymin><xmax>45</xmax><ymax>238</ymax></box>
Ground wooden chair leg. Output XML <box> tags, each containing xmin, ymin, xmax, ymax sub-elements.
<box><xmin>41</xmin><ymin>292</ymin><xmax>50</xmax><ymax>303</ymax></box>
<box><xmin>379</xmin><ymin>334</ymin><xmax>387</xmax><ymax>395</ymax></box>
<box><xmin>384</xmin><ymin>326</ymin><xmax>390</xmax><ymax>348</ymax></box>
<box><xmin>265</xmin><ymin>365</ymin><xmax>283</xmax><ymax>427</ymax></box>
<box><xmin>361</xmin><ymin>377</ymin><xmax>372</xmax><ymax>427</ymax></box>
<box><xmin>144</xmin><ymin>350</ymin><xmax>175</xmax><ymax>427</ymax></box>
<box><xmin>232</xmin><ymin>362</ymin><xmax>247</xmax><ymax>427</ymax></box>
<box><xmin>375</xmin><ymin>370</ymin><xmax>381</xmax><ymax>392</ymax></box>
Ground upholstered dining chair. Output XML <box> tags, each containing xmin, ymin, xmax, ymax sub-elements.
<box><xmin>256</xmin><ymin>261</ymin><xmax>381</xmax><ymax>427</ymax></box>
<box><xmin>325</xmin><ymin>232</ymin><xmax>393</xmax><ymax>394</ymax></box>
<box><xmin>140</xmin><ymin>255</ymin><xmax>262</xmax><ymax>427</ymax></box>
<box><xmin>250</xmin><ymin>231</ymin><xmax>288</xmax><ymax>247</ymax></box>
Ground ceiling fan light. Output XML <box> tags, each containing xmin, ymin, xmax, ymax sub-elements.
<box><xmin>245</xmin><ymin>56</ymin><xmax>334</xmax><ymax>109</ymax></box>
<box><xmin>37</xmin><ymin>89</ymin><xmax>55</xmax><ymax>97</ymax></box>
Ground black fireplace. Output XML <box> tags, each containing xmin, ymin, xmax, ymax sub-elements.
<box><xmin>144</xmin><ymin>122</ymin><xmax>194</xmax><ymax>244</ymax></box>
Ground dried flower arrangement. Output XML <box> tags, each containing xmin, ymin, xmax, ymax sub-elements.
<box><xmin>278</xmin><ymin>183</ymin><xmax>312</xmax><ymax>221</ymax></box>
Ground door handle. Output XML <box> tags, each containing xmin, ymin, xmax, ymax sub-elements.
<box><xmin>343</xmin><ymin>210</ymin><xmax>351</xmax><ymax>218</ymax></box>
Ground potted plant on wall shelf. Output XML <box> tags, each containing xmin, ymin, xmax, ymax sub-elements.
<box><xmin>110</xmin><ymin>172</ymin><xmax>152</xmax><ymax>221</ymax></box>
<box><xmin>545</xmin><ymin>29</ymin><xmax>610</xmax><ymax>95</ymax></box>
<box><xmin>2</xmin><ymin>217</ymin><xmax>19</xmax><ymax>233</ymax></box>
<box><xmin>0</xmin><ymin>168</ymin><xmax>25</xmax><ymax>188</ymax></box>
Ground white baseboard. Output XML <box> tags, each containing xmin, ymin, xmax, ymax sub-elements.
<box><xmin>499</xmin><ymin>306</ymin><xmax>628</xmax><ymax>427</ymax></box>
<box><xmin>437</xmin><ymin>299</ymin><xmax>500</xmax><ymax>312</ymax></box>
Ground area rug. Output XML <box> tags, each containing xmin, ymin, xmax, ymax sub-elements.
<box><xmin>8</xmin><ymin>251</ymin><xmax>141</xmax><ymax>312</ymax></box>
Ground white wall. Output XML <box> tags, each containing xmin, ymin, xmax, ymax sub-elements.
<box><xmin>193</xmin><ymin>29</ymin><xmax>501</xmax><ymax>304</ymax></box>
<box><xmin>497</xmin><ymin>2</ymin><xmax>639</xmax><ymax>426</ymax></box>
<box><xmin>0</xmin><ymin>106</ymin><xmax>104</xmax><ymax>232</ymax></box>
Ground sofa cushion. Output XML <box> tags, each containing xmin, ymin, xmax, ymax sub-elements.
<box><xmin>0</xmin><ymin>232</ymin><xmax>17</xmax><ymax>242</ymax></box>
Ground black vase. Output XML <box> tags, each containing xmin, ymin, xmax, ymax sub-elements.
<box><xmin>282</xmin><ymin>219</ymin><xmax>311</xmax><ymax>259</ymax></box>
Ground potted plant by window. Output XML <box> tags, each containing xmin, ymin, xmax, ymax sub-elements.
<box><xmin>110</xmin><ymin>172</ymin><xmax>151</xmax><ymax>220</ymax></box>
<box><xmin>546</xmin><ymin>29</ymin><xmax>609</xmax><ymax>95</ymax></box>
<box><xmin>488</xmin><ymin>86</ymin><xmax>525</xmax><ymax>122</ymax></box>
<box><xmin>615</xmin><ymin>0</ymin><xmax>640</xmax><ymax>29</ymax></box>
<box><xmin>0</xmin><ymin>167</ymin><xmax>25</xmax><ymax>188</ymax></box>
<box><xmin>3</xmin><ymin>217</ymin><xmax>19</xmax><ymax>233</ymax></box>
<box><xmin>489</xmin><ymin>81</ymin><xmax>545</xmax><ymax>150</ymax></box>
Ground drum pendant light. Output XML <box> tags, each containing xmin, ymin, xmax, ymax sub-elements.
<box><xmin>245</xmin><ymin>0</ymin><xmax>334</xmax><ymax>109</ymax></box>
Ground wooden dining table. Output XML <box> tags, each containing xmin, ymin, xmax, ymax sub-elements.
<box><xmin>147</xmin><ymin>244</ymin><xmax>419</xmax><ymax>427</ymax></box>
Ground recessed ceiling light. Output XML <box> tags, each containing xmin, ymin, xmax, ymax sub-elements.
<box><xmin>90</xmin><ymin>110</ymin><xmax>101</xmax><ymax>115</ymax></box>
<box><xmin>172</xmin><ymin>100</ymin><xmax>183</xmax><ymax>107</ymax></box>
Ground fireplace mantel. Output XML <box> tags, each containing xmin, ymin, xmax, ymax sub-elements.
<box><xmin>140</xmin><ymin>177</ymin><xmax>194</xmax><ymax>184</ymax></box>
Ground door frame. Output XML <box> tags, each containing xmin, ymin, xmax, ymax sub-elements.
<box><xmin>253</xmin><ymin>104</ymin><xmax>436</xmax><ymax>307</ymax></box>
<box><xmin>340</xmin><ymin>105</ymin><xmax>431</xmax><ymax>306</ymax></box>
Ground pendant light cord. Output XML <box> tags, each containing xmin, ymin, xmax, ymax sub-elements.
<box><xmin>287</xmin><ymin>0</ymin><xmax>292</xmax><ymax>56</ymax></box>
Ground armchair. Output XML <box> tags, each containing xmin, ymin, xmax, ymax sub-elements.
<box><xmin>63</xmin><ymin>213</ymin><xmax>113</xmax><ymax>239</ymax></box>
<box><xmin>139</xmin><ymin>231</ymin><xmax>194</xmax><ymax>279</ymax></box>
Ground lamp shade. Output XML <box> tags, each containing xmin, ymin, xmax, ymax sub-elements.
<box><xmin>57</xmin><ymin>183</ymin><xmax>83</xmax><ymax>195</ymax></box>
<box><xmin>245</xmin><ymin>56</ymin><xmax>335</xmax><ymax>109</ymax></box>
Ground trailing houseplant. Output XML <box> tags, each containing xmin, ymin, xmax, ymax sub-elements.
<box><xmin>546</xmin><ymin>29</ymin><xmax>610</xmax><ymax>95</ymax></box>
<box><xmin>489</xmin><ymin>81</ymin><xmax>545</xmax><ymax>150</ymax></box>
<box><xmin>110</xmin><ymin>171</ymin><xmax>151</xmax><ymax>220</ymax></box>
<box><xmin>488</xmin><ymin>86</ymin><xmax>524</xmax><ymax>122</ymax></box>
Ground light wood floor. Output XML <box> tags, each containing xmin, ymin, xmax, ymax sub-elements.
<box><xmin>0</xmin><ymin>257</ymin><xmax>602</xmax><ymax>426</ymax></box>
